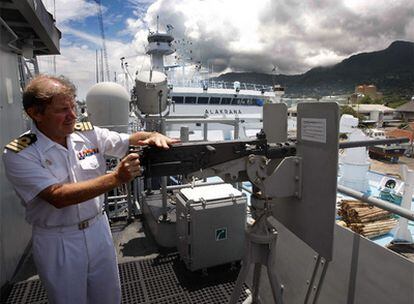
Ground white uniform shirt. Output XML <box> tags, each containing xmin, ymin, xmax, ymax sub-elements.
<box><xmin>3</xmin><ymin>124</ymin><xmax>129</xmax><ymax>228</ymax></box>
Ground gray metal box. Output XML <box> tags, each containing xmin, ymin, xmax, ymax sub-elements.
<box><xmin>176</xmin><ymin>184</ymin><xmax>247</xmax><ymax>271</ymax></box>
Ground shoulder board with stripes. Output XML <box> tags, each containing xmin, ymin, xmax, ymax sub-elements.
<box><xmin>74</xmin><ymin>121</ymin><xmax>94</xmax><ymax>132</ymax></box>
<box><xmin>5</xmin><ymin>134</ymin><xmax>37</xmax><ymax>153</ymax></box>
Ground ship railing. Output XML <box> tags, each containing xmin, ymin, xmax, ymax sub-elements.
<box><xmin>337</xmin><ymin>185</ymin><xmax>414</xmax><ymax>221</ymax></box>
<box><xmin>158</xmin><ymin>115</ymin><xmax>257</xmax><ymax>218</ymax></box>
<box><xmin>103</xmin><ymin>123</ymin><xmax>414</xmax><ymax>225</ymax></box>
<box><xmin>163</xmin><ymin>116</ymin><xmax>246</xmax><ymax>141</ymax></box>
<box><xmin>338</xmin><ymin>137</ymin><xmax>414</xmax><ymax>222</ymax></box>
<box><xmin>92</xmin><ymin>123</ymin><xmax>141</xmax><ymax>219</ymax></box>
<box><xmin>101</xmin><ymin>115</ymin><xmax>256</xmax><ymax>220</ymax></box>
<box><xmin>103</xmin><ymin>158</ymin><xmax>138</xmax><ymax>220</ymax></box>
<box><xmin>168</xmin><ymin>79</ymin><xmax>275</xmax><ymax>92</ymax></box>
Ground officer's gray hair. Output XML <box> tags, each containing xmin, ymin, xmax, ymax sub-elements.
<box><xmin>22</xmin><ymin>74</ymin><xmax>77</xmax><ymax>113</ymax></box>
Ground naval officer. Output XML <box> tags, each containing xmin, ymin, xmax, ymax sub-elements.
<box><xmin>2</xmin><ymin>75</ymin><xmax>178</xmax><ymax>304</ymax></box>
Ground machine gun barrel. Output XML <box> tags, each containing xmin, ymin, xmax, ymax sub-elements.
<box><xmin>135</xmin><ymin>136</ymin><xmax>409</xmax><ymax>178</ymax></box>
<box><xmin>136</xmin><ymin>139</ymin><xmax>296</xmax><ymax>178</ymax></box>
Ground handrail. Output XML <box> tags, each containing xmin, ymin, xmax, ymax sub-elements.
<box><xmin>168</xmin><ymin>80</ymin><xmax>277</xmax><ymax>92</ymax></box>
<box><xmin>340</xmin><ymin>137</ymin><xmax>409</xmax><ymax>148</ymax></box>
<box><xmin>337</xmin><ymin>185</ymin><xmax>414</xmax><ymax>221</ymax></box>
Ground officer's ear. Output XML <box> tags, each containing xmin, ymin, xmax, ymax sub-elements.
<box><xmin>26</xmin><ymin>106</ymin><xmax>44</xmax><ymax>123</ymax></box>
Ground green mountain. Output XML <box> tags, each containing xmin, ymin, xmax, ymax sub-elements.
<box><xmin>214</xmin><ymin>40</ymin><xmax>414</xmax><ymax>97</ymax></box>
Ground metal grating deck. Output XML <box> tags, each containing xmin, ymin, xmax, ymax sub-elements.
<box><xmin>4</xmin><ymin>254</ymin><xmax>249</xmax><ymax>304</ymax></box>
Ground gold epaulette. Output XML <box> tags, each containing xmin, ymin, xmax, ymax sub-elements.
<box><xmin>5</xmin><ymin>134</ymin><xmax>37</xmax><ymax>153</ymax></box>
<box><xmin>74</xmin><ymin>121</ymin><xmax>94</xmax><ymax>132</ymax></box>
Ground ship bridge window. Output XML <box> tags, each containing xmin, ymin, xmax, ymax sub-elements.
<box><xmin>198</xmin><ymin>97</ymin><xmax>209</xmax><ymax>104</ymax></box>
<box><xmin>210</xmin><ymin>97</ymin><xmax>220</xmax><ymax>104</ymax></box>
<box><xmin>221</xmin><ymin>98</ymin><xmax>231</xmax><ymax>105</ymax></box>
<box><xmin>240</xmin><ymin>99</ymin><xmax>253</xmax><ymax>105</ymax></box>
<box><xmin>172</xmin><ymin>96</ymin><xmax>184</xmax><ymax>104</ymax></box>
<box><xmin>231</xmin><ymin>98</ymin><xmax>241</xmax><ymax>105</ymax></box>
<box><xmin>184</xmin><ymin>96</ymin><xmax>196</xmax><ymax>104</ymax></box>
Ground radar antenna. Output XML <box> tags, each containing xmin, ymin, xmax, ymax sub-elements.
<box><xmin>271</xmin><ymin>64</ymin><xmax>278</xmax><ymax>86</ymax></box>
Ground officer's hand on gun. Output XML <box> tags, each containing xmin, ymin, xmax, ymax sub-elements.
<box><xmin>113</xmin><ymin>153</ymin><xmax>141</xmax><ymax>184</ymax></box>
<box><xmin>136</xmin><ymin>132</ymin><xmax>180</xmax><ymax>149</ymax></box>
<box><xmin>115</xmin><ymin>132</ymin><xmax>180</xmax><ymax>184</ymax></box>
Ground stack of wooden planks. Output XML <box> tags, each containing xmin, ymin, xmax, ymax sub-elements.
<box><xmin>337</xmin><ymin>199</ymin><xmax>397</xmax><ymax>238</ymax></box>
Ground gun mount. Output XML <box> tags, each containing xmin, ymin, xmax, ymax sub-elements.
<box><xmin>131</xmin><ymin>102</ymin><xmax>410</xmax><ymax>304</ymax></box>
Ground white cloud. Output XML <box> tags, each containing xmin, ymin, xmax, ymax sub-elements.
<box><xmin>128</xmin><ymin>0</ymin><xmax>414</xmax><ymax>75</ymax></box>
<box><xmin>303</xmin><ymin>50</ymin><xmax>345</xmax><ymax>68</ymax></box>
<box><xmin>38</xmin><ymin>0</ymin><xmax>149</xmax><ymax>99</ymax></box>
<box><xmin>42</xmin><ymin>0</ymin><xmax>100</xmax><ymax>26</ymax></box>
<box><xmin>38</xmin><ymin>0</ymin><xmax>414</xmax><ymax>98</ymax></box>
<box><xmin>38</xmin><ymin>27</ymin><xmax>146</xmax><ymax>99</ymax></box>
<box><xmin>38</xmin><ymin>45</ymin><xmax>97</xmax><ymax>100</ymax></box>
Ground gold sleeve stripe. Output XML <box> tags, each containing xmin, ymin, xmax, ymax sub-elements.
<box><xmin>84</xmin><ymin>122</ymin><xmax>92</xmax><ymax>130</ymax></box>
<box><xmin>75</xmin><ymin>122</ymin><xmax>94</xmax><ymax>131</ymax></box>
<box><xmin>5</xmin><ymin>144</ymin><xmax>21</xmax><ymax>152</ymax></box>
<box><xmin>7</xmin><ymin>141</ymin><xmax>26</xmax><ymax>150</ymax></box>
<box><xmin>5</xmin><ymin>134</ymin><xmax>36</xmax><ymax>152</ymax></box>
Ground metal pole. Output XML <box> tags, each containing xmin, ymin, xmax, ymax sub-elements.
<box><xmin>166</xmin><ymin>180</ymin><xmax>225</xmax><ymax>191</ymax></box>
<box><xmin>104</xmin><ymin>192</ymin><xmax>109</xmax><ymax>217</ymax></box>
<box><xmin>234</xmin><ymin>117</ymin><xmax>240</xmax><ymax>139</ymax></box>
<box><xmin>339</xmin><ymin>137</ymin><xmax>409</xmax><ymax>149</ymax></box>
<box><xmin>32</xmin><ymin>57</ymin><xmax>40</xmax><ymax>75</ymax></box>
<box><xmin>126</xmin><ymin>182</ymin><xmax>133</xmax><ymax>220</ymax></box>
<box><xmin>95</xmin><ymin>49</ymin><xmax>99</xmax><ymax>83</ymax></box>
<box><xmin>158</xmin><ymin>90</ymin><xmax>163</xmax><ymax>115</ymax></box>
<box><xmin>203</xmin><ymin>122</ymin><xmax>208</xmax><ymax>141</ymax></box>
<box><xmin>17</xmin><ymin>56</ymin><xmax>28</xmax><ymax>90</ymax></box>
<box><xmin>180</xmin><ymin>126</ymin><xmax>190</xmax><ymax>142</ymax></box>
<box><xmin>160</xmin><ymin>176</ymin><xmax>169</xmax><ymax>221</ymax></box>
<box><xmin>100</xmin><ymin>49</ymin><xmax>104</xmax><ymax>82</ymax></box>
<box><xmin>393</xmin><ymin>166</ymin><xmax>414</xmax><ymax>243</ymax></box>
<box><xmin>337</xmin><ymin>185</ymin><xmax>414</xmax><ymax>221</ymax></box>
<box><xmin>132</xmin><ymin>178</ymin><xmax>140</xmax><ymax>214</ymax></box>
<box><xmin>158</xmin><ymin>103</ymin><xmax>170</xmax><ymax>221</ymax></box>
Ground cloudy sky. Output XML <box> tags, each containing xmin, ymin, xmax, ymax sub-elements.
<box><xmin>38</xmin><ymin>0</ymin><xmax>414</xmax><ymax>99</ymax></box>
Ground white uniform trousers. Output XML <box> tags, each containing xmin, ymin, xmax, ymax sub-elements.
<box><xmin>32</xmin><ymin>214</ymin><xmax>121</xmax><ymax>304</ymax></box>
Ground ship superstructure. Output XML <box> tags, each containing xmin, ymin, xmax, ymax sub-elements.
<box><xmin>143</xmin><ymin>20</ymin><xmax>285</xmax><ymax>113</ymax></box>
<box><xmin>0</xmin><ymin>0</ymin><xmax>60</xmax><ymax>291</ymax></box>
<box><xmin>131</xmin><ymin>23</ymin><xmax>286</xmax><ymax>140</ymax></box>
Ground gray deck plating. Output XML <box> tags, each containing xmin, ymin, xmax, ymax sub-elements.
<box><xmin>4</xmin><ymin>254</ymin><xmax>248</xmax><ymax>304</ymax></box>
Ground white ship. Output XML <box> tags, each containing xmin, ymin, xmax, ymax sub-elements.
<box><xmin>129</xmin><ymin>24</ymin><xmax>287</xmax><ymax>140</ymax></box>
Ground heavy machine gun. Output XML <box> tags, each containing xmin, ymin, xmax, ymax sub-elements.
<box><xmin>136</xmin><ymin>132</ymin><xmax>297</xmax><ymax>180</ymax></box>
<box><xmin>132</xmin><ymin>102</ymin><xmax>409</xmax><ymax>304</ymax></box>
<box><xmin>136</xmin><ymin>133</ymin><xmax>407</xmax><ymax>182</ymax></box>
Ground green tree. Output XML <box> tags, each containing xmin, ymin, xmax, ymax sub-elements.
<box><xmin>358</xmin><ymin>95</ymin><xmax>382</xmax><ymax>104</ymax></box>
<box><xmin>387</xmin><ymin>99</ymin><xmax>408</xmax><ymax>109</ymax></box>
<box><xmin>340</xmin><ymin>105</ymin><xmax>365</xmax><ymax>121</ymax></box>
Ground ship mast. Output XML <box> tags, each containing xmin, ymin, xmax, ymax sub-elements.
<box><xmin>146</xmin><ymin>16</ymin><xmax>174</xmax><ymax>73</ymax></box>
<box><xmin>95</xmin><ymin>0</ymin><xmax>110</xmax><ymax>81</ymax></box>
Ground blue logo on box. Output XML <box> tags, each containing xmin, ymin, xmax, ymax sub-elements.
<box><xmin>215</xmin><ymin>228</ymin><xmax>227</xmax><ymax>241</ymax></box>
